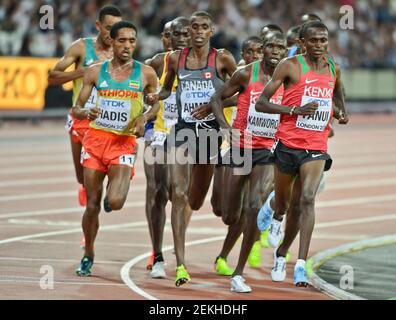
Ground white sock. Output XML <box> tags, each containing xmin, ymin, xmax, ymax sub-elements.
<box><xmin>295</xmin><ymin>259</ymin><xmax>306</xmax><ymax>269</ymax></box>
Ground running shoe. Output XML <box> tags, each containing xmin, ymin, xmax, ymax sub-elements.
<box><xmin>175</xmin><ymin>264</ymin><xmax>190</xmax><ymax>287</ymax></box>
<box><xmin>146</xmin><ymin>250</ymin><xmax>155</xmax><ymax>270</ymax></box>
<box><xmin>78</xmin><ymin>185</ymin><xmax>87</xmax><ymax>207</ymax></box>
<box><xmin>76</xmin><ymin>256</ymin><xmax>93</xmax><ymax>277</ymax></box>
<box><xmin>103</xmin><ymin>197</ymin><xmax>112</xmax><ymax>213</ymax></box>
<box><xmin>268</xmin><ymin>219</ymin><xmax>283</xmax><ymax>248</ymax></box>
<box><xmin>257</xmin><ymin>191</ymin><xmax>275</xmax><ymax>231</ymax></box>
<box><xmin>271</xmin><ymin>250</ymin><xmax>286</xmax><ymax>282</ymax></box>
<box><xmin>260</xmin><ymin>229</ymin><xmax>270</xmax><ymax>248</ymax></box>
<box><xmin>247</xmin><ymin>241</ymin><xmax>261</xmax><ymax>268</ymax></box>
<box><xmin>293</xmin><ymin>265</ymin><xmax>309</xmax><ymax>287</ymax></box>
<box><xmin>150</xmin><ymin>261</ymin><xmax>166</xmax><ymax>279</ymax></box>
<box><xmin>230</xmin><ymin>275</ymin><xmax>252</xmax><ymax>293</ymax></box>
<box><xmin>215</xmin><ymin>256</ymin><xmax>234</xmax><ymax>276</ymax></box>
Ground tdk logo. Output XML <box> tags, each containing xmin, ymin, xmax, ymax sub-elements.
<box><xmin>101</xmin><ymin>100</ymin><xmax>125</xmax><ymax>108</ymax></box>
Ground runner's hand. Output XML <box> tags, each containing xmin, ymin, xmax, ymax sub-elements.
<box><xmin>338</xmin><ymin>111</ymin><xmax>349</xmax><ymax>125</ymax></box>
<box><xmin>191</xmin><ymin>103</ymin><xmax>212</xmax><ymax>120</ymax></box>
<box><xmin>146</xmin><ymin>93</ymin><xmax>159</xmax><ymax>105</ymax></box>
<box><xmin>297</xmin><ymin>102</ymin><xmax>318</xmax><ymax>116</ymax></box>
<box><xmin>133</xmin><ymin>115</ymin><xmax>146</xmax><ymax>138</ymax></box>
<box><xmin>87</xmin><ymin>107</ymin><xmax>101</xmax><ymax>121</ymax></box>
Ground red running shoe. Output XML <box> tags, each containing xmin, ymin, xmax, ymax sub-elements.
<box><xmin>146</xmin><ymin>250</ymin><xmax>155</xmax><ymax>270</ymax></box>
<box><xmin>78</xmin><ymin>185</ymin><xmax>87</xmax><ymax>207</ymax></box>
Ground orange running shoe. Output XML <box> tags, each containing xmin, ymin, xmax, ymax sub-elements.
<box><xmin>146</xmin><ymin>250</ymin><xmax>155</xmax><ymax>270</ymax></box>
<box><xmin>78</xmin><ymin>185</ymin><xmax>87</xmax><ymax>207</ymax></box>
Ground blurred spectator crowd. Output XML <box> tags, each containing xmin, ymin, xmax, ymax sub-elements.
<box><xmin>0</xmin><ymin>0</ymin><xmax>395</xmax><ymax>68</ymax></box>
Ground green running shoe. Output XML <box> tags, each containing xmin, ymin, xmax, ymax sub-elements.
<box><xmin>286</xmin><ymin>250</ymin><xmax>291</xmax><ymax>263</ymax></box>
<box><xmin>215</xmin><ymin>256</ymin><xmax>234</xmax><ymax>276</ymax></box>
<box><xmin>175</xmin><ymin>264</ymin><xmax>190</xmax><ymax>287</ymax></box>
<box><xmin>76</xmin><ymin>256</ymin><xmax>93</xmax><ymax>277</ymax></box>
<box><xmin>260</xmin><ymin>229</ymin><xmax>270</xmax><ymax>248</ymax></box>
<box><xmin>248</xmin><ymin>241</ymin><xmax>261</xmax><ymax>268</ymax></box>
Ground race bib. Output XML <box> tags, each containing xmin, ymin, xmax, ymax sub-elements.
<box><xmin>65</xmin><ymin>114</ymin><xmax>74</xmax><ymax>132</ymax></box>
<box><xmin>296</xmin><ymin>95</ymin><xmax>332</xmax><ymax>132</ymax></box>
<box><xmin>151</xmin><ymin>130</ymin><xmax>167</xmax><ymax>147</ymax></box>
<box><xmin>119</xmin><ymin>154</ymin><xmax>136</xmax><ymax>167</ymax></box>
<box><xmin>162</xmin><ymin>93</ymin><xmax>178</xmax><ymax>128</ymax></box>
<box><xmin>85</xmin><ymin>87</ymin><xmax>98</xmax><ymax>110</ymax></box>
<box><xmin>94</xmin><ymin>97</ymin><xmax>131</xmax><ymax>132</ymax></box>
<box><xmin>246</xmin><ymin>92</ymin><xmax>279</xmax><ymax>138</ymax></box>
<box><xmin>180</xmin><ymin>81</ymin><xmax>215</xmax><ymax>123</ymax></box>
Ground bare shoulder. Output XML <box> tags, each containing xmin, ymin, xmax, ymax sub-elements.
<box><xmin>216</xmin><ymin>48</ymin><xmax>235</xmax><ymax>62</ymax></box>
<box><xmin>233</xmin><ymin>63</ymin><xmax>252</xmax><ymax>82</ymax></box>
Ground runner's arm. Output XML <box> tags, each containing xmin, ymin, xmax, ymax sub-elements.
<box><xmin>255</xmin><ymin>59</ymin><xmax>318</xmax><ymax>116</ymax></box>
<box><xmin>143</xmin><ymin>66</ymin><xmax>161</xmax><ymax>122</ymax></box>
<box><xmin>332</xmin><ymin>64</ymin><xmax>349</xmax><ymax>124</ymax></box>
<box><xmin>71</xmin><ymin>66</ymin><xmax>99</xmax><ymax>120</ymax></box>
<box><xmin>48</xmin><ymin>40</ymin><xmax>85</xmax><ymax>85</ymax></box>
<box><xmin>211</xmin><ymin>69</ymin><xmax>248</xmax><ymax>129</ymax></box>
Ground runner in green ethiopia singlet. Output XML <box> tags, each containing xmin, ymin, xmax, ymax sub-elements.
<box><xmin>91</xmin><ymin>60</ymin><xmax>144</xmax><ymax>136</ymax></box>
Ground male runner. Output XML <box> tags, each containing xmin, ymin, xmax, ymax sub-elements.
<box><xmin>72</xmin><ymin>21</ymin><xmax>159</xmax><ymax>276</ymax></box>
<box><xmin>255</xmin><ymin>21</ymin><xmax>348</xmax><ymax>286</ymax></box>
<box><xmin>147</xmin><ymin>11</ymin><xmax>237</xmax><ymax>286</ymax></box>
<box><xmin>161</xmin><ymin>21</ymin><xmax>173</xmax><ymax>52</ymax></box>
<box><xmin>144</xmin><ymin>17</ymin><xmax>191</xmax><ymax>278</ymax></box>
<box><xmin>211</xmin><ymin>33</ymin><xmax>287</xmax><ymax>292</ymax></box>
<box><xmin>213</xmin><ymin>35</ymin><xmax>264</xmax><ymax>276</ymax></box>
<box><xmin>48</xmin><ymin>5</ymin><xmax>122</xmax><ymax>206</ymax></box>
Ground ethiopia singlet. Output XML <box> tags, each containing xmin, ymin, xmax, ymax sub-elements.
<box><xmin>90</xmin><ymin>60</ymin><xmax>144</xmax><ymax>136</ymax></box>
<box><xmin>176</xmin><ymin>47</ymin><xmax>224</xmax><ymax>129</ymax></box>
<box><xmin>67</xmin><ymin>38</ymin><xmax>99</xmax><ymax>132</ymax></box>
<box><xmin>154</xmin><ymin>52</ymin><xmax>178</xmax><ymax>134</ymax></box>
<box><xmin>276</xmin><ymin>54</ymin><xmax>336</xmax><ymax>152</ymax></box>
<box><xmin>233</xmin><ymin>61</ymin><xmax>283</xmax><ymax>149</ymax></box>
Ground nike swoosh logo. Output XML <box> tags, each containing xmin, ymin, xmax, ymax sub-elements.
<box><xmin>179</xmin><ymin>74</ymin><xmax>192</xmax><ymax>80</ymax></box>
<box><xmin>305</xmin><ymin>78</ymin><xmax>318</xmax><ymax>84</ymax></box>
<box><xmin>251</xmin><ymin>91</ymin><xmax>263</xmax><ymax>95</ymax></box>
<box><xmin>311</xmin><ymin>153</ymin><xmax>323</xmax><ymax>158</ymax></box>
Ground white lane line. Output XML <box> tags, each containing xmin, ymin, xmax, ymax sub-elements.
<box><xmin>0</xmin><ymin>164</ymin><xmax>72</xmax><ymax>175</ymax></box>
<box><xmin>0</xmin><ymin>154</ymin><xmax>71</xmax><ymax>165</ymax></box>
<box><xmin>0</xmin><ymin>256</ymin><xmax>125</xmax><ymax>265</ymax></box>
<box><xmin>0</xmin><ymin>279</ymin><xmax>126</xmax><ymax>287</ymax></box>
<box><xmin>17</xmin><ymin>240</ymin><xmax>152</xmax><ymax>248</ymax></box>
<box><xmin>0</xmin><ymin>185</ymin><xmax>146</xmax><ymax>202</ymax></box>
<box><xmin>317</xmin><ymin>194</ymin><xmax>396</xmax><ymax>208</ymax></box>
<box><xmin>325</xmin><ymin>178</ymin><xmax>396</xmax><ymax>190</ymax></box>
<box><xmin>120</xmin><ymin>212</ymin><xmax>396</xmax><ymax>300</ymax></box>
<box><xmin>315</xmin><ymin>213</ymin><xmax>396</xmax><ymax>229</ymax></box>
<box><xmin>0</xmin><ymin>177</ymin><xmax>76</xmax><ymax>188</ymax></box>
<box><xmin>329</xmin><ymin>165</ymin><xmax>396</xmax><ymax>177</ymax></box>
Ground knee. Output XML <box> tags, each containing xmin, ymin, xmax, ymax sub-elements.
<box><xmin>211</xmin><ymin>198</ymin><xmax>222</xmax><ymax>217</ymax></box>
<box><xmin>189</xmin><ymin>197</ymin><xmax>204</xmax><ymax>211</ymax></box>
<box><xmin>222</xmin><ymin>210</ymin><xmax>239</xmax><ymax>226</ymax></box>
<box><xmin>300</xmin><ymin>192</ymin><xmax>316</xmax><ymax>208</ymax></box>
<box><xmin>107</xmin><ymin>195</ymin><xmax>126</xmax><ymax>211</ymax></box>
<box><xmin>154</xmin><ymin>184</ymin><xmax>169</xmax><ymax>204</ymax></box>
<box><xmin>172</xmin><ymin>185</ymin><xmax>189</xmax><ymax>205</ymax></box>
<box><xmin>86</xmin><ymin>202</ymin><xmax>101</xmax><ymax>215</ymax></box>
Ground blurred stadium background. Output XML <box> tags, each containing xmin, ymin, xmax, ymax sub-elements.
<box><xmin>0</xmin><ymin>0</ymin><xmax>395</xmax><ymax>117</ymax></box>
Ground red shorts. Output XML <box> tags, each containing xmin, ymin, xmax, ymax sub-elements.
<box><xmin>81</xmin><ymin>128</ymin><xmax>138</xmax><ymax>178</ymax></box>
<box><xmin>66</xmin><ymin>114</ymin><xmax>90</xmax><ymax>144</ymax></box>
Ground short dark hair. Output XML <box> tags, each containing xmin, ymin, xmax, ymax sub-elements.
<box><xmin>241</xmin><ymin>36</ymin><xmax>262</xmax><ymax>51</ymax></box>
<box><xmin>190</xmin><ymin>11</ymin><xmax>213</xmax><ymax>23</ymax></box>
<box><xmin>110</xmin><ymin>21</ymin><xmax>138</xmax><ymax>39</ymax></box>
<box><xmin>301</xmin><ymin>13</ymin><xmax>322</xmax><ymax>23</ymax></box>
<box><xmin>98</xmin><ymin>5</ymin><xmax>122</xmax><ymax>22</ymax></box>
<box><xmin>300</xmin><ymin>21</ymin><xmax>328</xmax><ymax>39</ymax></box>
<box><xmin>261</xmin><ymin>24</ymin><xmax>284</xmax><ymax>34</ymax></box>
<box><xmin>171</xmin><ymin>16</ymin><xmax>190</xmax><ymax>30</ymax></box>
<box><xmin>264</xmin><ymin>32</ymin><xmax>286</xmax><ymax>46</ymax></box>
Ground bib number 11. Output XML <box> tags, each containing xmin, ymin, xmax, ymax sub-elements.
<box><xmin>119</xmin><ymin>154</ymin><xmax>136</xmax><ymax>167</ymax></box>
